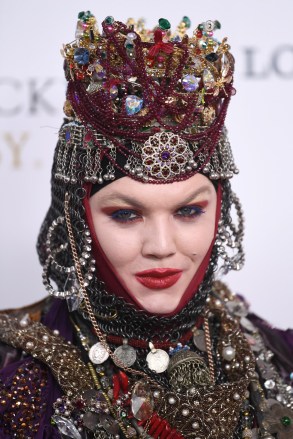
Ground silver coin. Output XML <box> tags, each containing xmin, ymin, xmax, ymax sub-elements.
<box><xmin>193</xmin><ymin>329</ymin><xmax>207</xmax><ymax>352</ymax></box>
<box><xmin>89</xmin><ymin>342</ymin><xmax>109</xmax><ymax>364</ymax></box>
<box><xmin>114</xmin><ymin>344</ymin><xmax>137</xmax><ymax>367</ymax></box>
<box><xmin>146</xmin><ymin>349</ymin><xmax>170</xmax><ymax>373</ymax></box>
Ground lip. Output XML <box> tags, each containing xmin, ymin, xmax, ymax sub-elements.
<box><xmin>135</xmin><ymin>268</ymin><xmax>183</xmax><ymax>290</ymax></box>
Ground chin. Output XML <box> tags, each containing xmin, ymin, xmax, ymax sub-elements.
<box><xmin>137</xmin><ymin>297</ymin><xmax>181</xmax><ymax>315</ymax></box>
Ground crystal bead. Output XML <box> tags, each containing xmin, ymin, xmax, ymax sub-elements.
<box><xmin>74</xmin><ymin>48</ymin><xmax>90</xmax><ymax>66</ymax></box>
<box><xmin>158</xmin><ymin>18</ymin><xmax>171</xmax><ymax>30</ymax></box>
<box><xmin>131</xmin><ymin>380</ymin><xmax>154</xmax><ymax>421</ymax></box>
<box><xmin>182</xmin><ymin>75</ymin><xmax>199</xmax><ymax>92</ymax></box>
<box><xmin>52</xmin><ymin>416</ymin><xmax>82</xmax><ymax>439</ymax></box>
<box><xmin>125</xmin><ymin>95</ymin><xmax>143</xmax><ymax>115</ymax></box>
<box><xmin>203</xmin><ymin>68</ymin><xmax>215</xmax><ymax>89</ymax></box>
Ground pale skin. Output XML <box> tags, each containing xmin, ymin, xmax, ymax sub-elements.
<box><xmin>89</xmin><ymin>173</ymin><xmax>217</xmax><ymax>314</ymax></box>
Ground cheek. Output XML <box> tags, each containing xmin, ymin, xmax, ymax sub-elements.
<box><xmin>93</xmin><ymin>218</ymin><xmax>141</xmax><ymax>270</ymax></box>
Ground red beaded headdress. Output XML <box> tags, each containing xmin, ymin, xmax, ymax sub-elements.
<box><xmin>57</xmin><ymin>12</ymin><xmax>238</xmax><ymax>185</ymax></box>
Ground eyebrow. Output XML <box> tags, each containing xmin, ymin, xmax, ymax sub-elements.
<box><xmin>100</xmin><ymin>185</ymin><xmax>212</xmax><ymax>209</ymax></box>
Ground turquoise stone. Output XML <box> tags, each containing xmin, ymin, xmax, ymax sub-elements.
<box><xmin>158</xmin><ymin>18</ymin><xmax>171</xmax><ymax>30</ymax></box>
<box><xmin>105</xmin><ymin>16</ymin><xmax>114</xmax><ymax>25</ymax></box>
<box><xmin>126</xmin><ymin>95</ymin><xmax>143</xmax><ymax>115</ymax></box>
<box><xmin>182</xmin><ymin>75</ymin><xmax>199</xmax><ymax>92</ymax></box>
<box><xmin>182</xmin><ymin>16</ymin><xmax>191</xmax><ymax>28</ymax></box>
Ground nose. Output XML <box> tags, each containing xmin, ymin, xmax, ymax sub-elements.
<box><xmin>141</xmin><ymin>217</ymin><xmax>176</xmax><ymax>259</ymax></box>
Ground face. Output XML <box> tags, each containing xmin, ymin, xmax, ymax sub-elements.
<box><xmin>89</xmin><ymin>174</ymin><xmax>217</xmax><ymax>314</ymax></box>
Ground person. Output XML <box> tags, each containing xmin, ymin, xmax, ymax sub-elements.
<box><xmin>0</xmin><ymin>11</ymin><xmax>292</xmax><ymax>439</ymax></box>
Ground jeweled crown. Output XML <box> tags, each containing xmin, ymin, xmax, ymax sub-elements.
<box><xmin>56</xmin><ymin>12</ymin><xmax>238</xmax><ymax>185</ymax></box>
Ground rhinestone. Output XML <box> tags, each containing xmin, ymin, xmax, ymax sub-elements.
<box><xmin>264</xmin><ymin>379</ymin><xmax>276</xmax><ymax>390</ymax></box>
<box><xmin>125</xmin><ymin>95</ymin><xmax>143</xmax><ymax>115</ymax></box>
<box><xmin>182</xmin><ymin>74</ymin><xmax>199</xmax><ymax>92</ymax></box>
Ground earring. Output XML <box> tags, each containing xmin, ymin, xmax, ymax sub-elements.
<box><xmin>42</xmin><ymin>216</ymin><xmax>96</xmax><ymax>301</ymax></box>
<box><xmin>215</xmin><ymin>191</ymin><xmax>245</xmax><ymax>274</ymax></box>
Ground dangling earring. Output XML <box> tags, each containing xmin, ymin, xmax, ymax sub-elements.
<box><xmin>215</xmin><ymin>191</ymin><xmax>245</xmax><ymax>273</ymax></box>
<box><xmin>42</xmin><ymin>215</ymin><xmax>96</xmax><ymax>305</ymax></box>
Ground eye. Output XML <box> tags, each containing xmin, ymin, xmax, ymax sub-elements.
<box><xmin>176</xmin><ymin>205</ymin><xmax>205</xmax><ymax>218</ymax></box>
<box><xmin>110</xmin><ymin>209</ymin><xmax>140</xmax><ymax>223</ymax></box>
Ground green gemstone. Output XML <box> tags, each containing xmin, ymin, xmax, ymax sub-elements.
<box><xmin>158</xmin><ymin>18</ymin><xmax>171</xmax><ymax>30</ymax></box>
<box><xmin>281</xmin><ymin>416</ymin><xmax>292</xmax><ymax>427</ymax></box>
<box><xmin>126</xmin><ymin>43</ymin><xmax>134</xmax><ymax>49</ymax></box>
<box><xmin>182</xmin><ymin>16</ymin><xmax>191</xmax><ymax>28</ymax></box>
<box><xmin>78</xmin><ymin>11</ymin><xmax>85</xmax><ymax>19</ymax></box>
<box><xmin>214</xmin><ymin>20</ymin><xmax>221</xmax><ymax>29</ymax></box>
<box><xmin>105</xmin><ymin>16</ymin><xmax>114</xmax><ymax>25</ymax></box>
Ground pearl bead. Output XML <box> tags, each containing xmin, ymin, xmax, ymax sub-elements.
<box><xmin>168</xmin><ymin>397</ymin><xmax>176</xmax><ymax>405</ymax></box>
<box><xmin>26</xmin><ymin>341</ymin><xmax>34</xmax><ymax>349</ymax></box>
<box><xmin>192</xmin><ymin>422</ymin><xmax>199</xmax><ymax>429</ymax></box>
<box><xmin>233</xmin><ymin>393</ymin><xmax>240</xmax><ymax>400</ymax></box>
<box><xmin>222</xmin><ymin>345</ymin><xmax>236</xmax><ymax>361</ymax></box>
<box><xmin>153</xmin><ymin>391</ymin><xmax>160</xmax><ymax>398</ymax></box>
<box><xmin>53</xmin><ymin>329</ymin><xmax>60</xmax><ymax>336</ymax></box>
<box><xmin>42</xmin><ymin>335</ymin><xmax>49</xmax><ymax>342</ymax></box>
<box><xmin>182</xmin><ymin>409</ymin><xmax>189</xmax><ymax>416</ymax></box>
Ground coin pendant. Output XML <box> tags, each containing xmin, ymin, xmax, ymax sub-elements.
<box><xmin>89</xmin><ymin>342</ymin><xmax>109</xmax><ymax>364</ymax></box>
<box><xmin>146</xmin><ymin>349</ymin><xmax>170</xmax><ymax>373</ymax></box>
<box><xmin>193</xmin><ymin>329</ymin><xmax>207</xmax><ymax>352</ymax></box>
<box><xmin>114</xmin><ymin>344</ymin><xmax>137</xmax><ymax>367</ymax></box>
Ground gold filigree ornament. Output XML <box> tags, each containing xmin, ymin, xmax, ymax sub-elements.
<box><xmin>141</xmin><ymin>131</ymin><xmax>196</xmax><ymax>179</ymax></box>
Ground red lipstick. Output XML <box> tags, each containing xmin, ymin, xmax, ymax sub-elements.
<box><xmin>135</xmin><ymin>268</ymin><xmax>182</xmax><ymax>290</ymax></box>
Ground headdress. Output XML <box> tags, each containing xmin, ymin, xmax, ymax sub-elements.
<box><xmin>56</xmin><ymin>13</ymin><xmax>238</xmax><ymax>186</ymax></box>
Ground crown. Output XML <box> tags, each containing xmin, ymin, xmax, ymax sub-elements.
<box><xmin>56</xmin><ymin>13</ymin><xmax>238</xmax><ymax>185</ymax></box>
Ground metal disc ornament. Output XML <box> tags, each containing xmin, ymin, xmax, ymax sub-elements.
<box><xmin>146</xmin><ymin>342</ymin><xmax>170</xmax><ymax>373</ymax></box>
<box><xmin>113</xmin><ymin>338</ymin><xmax>137</xmax><ymax>367</ymax></box>
<box><xmin>193</xmin><ymin>329</ymin><xmax>207</xmax><ymax>352</ymax></box>
<box><xmin>89</xmin><ymin>342</ymin><xmax>109</xmax><ymax>365</ymax></box>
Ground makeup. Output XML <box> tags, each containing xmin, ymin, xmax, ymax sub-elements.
<box><xmin>135</xmin><ymin>268</ymin><xmax>182</xmax><ymax>290</ymax></box>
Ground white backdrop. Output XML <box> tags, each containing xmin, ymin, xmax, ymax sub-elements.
<box><xmin>0</xmin><ymin>0</ymin><xmax>292</xmax><ymax>329</ymax></box>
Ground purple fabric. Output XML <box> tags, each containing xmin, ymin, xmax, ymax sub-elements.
<box><xmin>249</xmin><ymin>312</ymin><xmax>293</xmax><ymax>380</ymax></box>
<box><xmin>0</xmin><ymin>298</ymin><xmax>73</xmax><ymax>438</ymax></box>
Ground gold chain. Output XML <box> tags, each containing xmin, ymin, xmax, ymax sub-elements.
<box><xmin>204</xmin><ymin>314</ymin><xmax>215</xmax><ymax>384</ymax></box>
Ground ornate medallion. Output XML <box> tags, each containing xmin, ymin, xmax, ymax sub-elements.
<box><xmin>141</xmin><ymin>132</ymin><xmax>195</xmax><ymax>180</ymax></box>
<box><xmin>168</xmin><ymin>350</ymin><xmax>211</xmax><ymax>391</ymax></box>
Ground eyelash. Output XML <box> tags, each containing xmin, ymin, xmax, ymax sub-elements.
<box><xmin>110</xmin><ymin>205</ymin><xmax>206</xmax><ymax>223</ymax></box>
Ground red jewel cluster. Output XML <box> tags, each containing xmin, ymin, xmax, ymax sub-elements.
<box><xmin>140</xmin><ymin>413</ymin><xmax>184</xmax><ymax>438</ymax></box>
<box><xmin>0</xmin><ymin>360</ymin><xmax>48</xmax><ymax>437</ymax></box>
